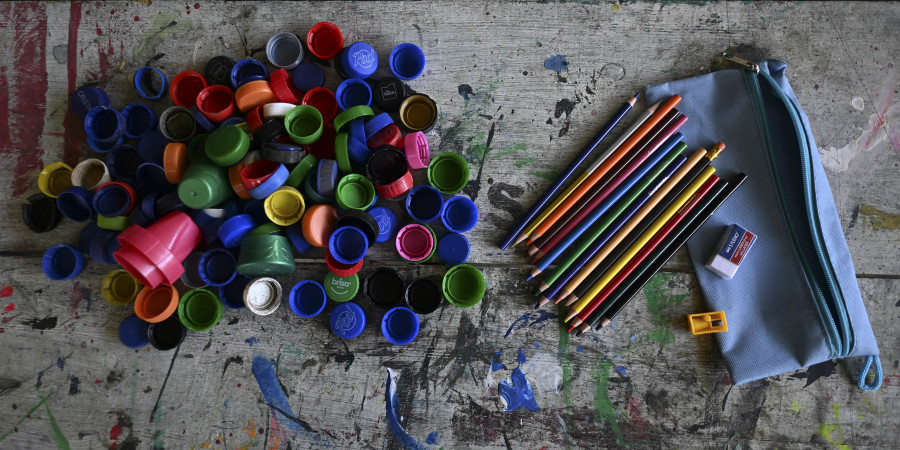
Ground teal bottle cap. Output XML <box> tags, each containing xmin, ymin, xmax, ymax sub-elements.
<box><xmin>236</xmin><ymin>234</ymin><xmax>297</xmax><ymax>277</ymax></box>
<box><xmin>205</xmin><ymin>125</ymin><xmax>250</xmax><ymax>166</ymax></box>
<box><xmin>177</xmin><ymin>288</ymin><xmax>223</xmax><ymax>332</ymax></box>
<box><xmin>324</xmin><ymin>272</ymin><xmax>359</xmax><ymax>302</ymax></box>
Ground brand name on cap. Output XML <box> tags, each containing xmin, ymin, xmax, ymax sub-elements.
<box><xmin>331</xmin><ymin>278</ymin><xmax>350</xmax><ymax>294</ymax></box>
<box><xmin>351</xmin><ymin>50</ymin><xmax>375</xmax><ymax>69</ymax></box>
<box><xmin>77</xmin><ymin>90</ymin><xmax>94</xmax><ymax>110</ymax></box>
<box><xmin>375</xmin><ymin>213</ymin><xmax>391</xmax><ymax>234</ymax></box>
<box><xmin>334</xmin><ymin>309</ymin><xmax>357</xmax><ymax>333</ymax></box>
<box><xmin>380</xmin><ymin>83</ymin><xmax>397</xmax><ymax>100</ymax></box>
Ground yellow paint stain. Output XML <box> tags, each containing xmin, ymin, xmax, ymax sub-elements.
<box><xmin>201</xmin><ymin>443</ymin><xmax>210</xmax><ymax>449</ymax></box>
<box><xmin>789</xmin><ymin>399</ymin><xmax>803</xmax><ymax>414</ymax></box>
<box><xmin>817</xmin><ymin>403</ymin><xmax>850</xmax><ymax>450</ymax></box>
<box><xmin>242</xmin><ymin>419</ymin><xmax>257</xmax><ymax>439</ymax></box>
<box><xmin>612</xmin><ymin>3</ymin><xmax>620</xmax><ymax>11</ymax></box>
<box><xmin>860</xmin><ymin>204</ymin><xmax>900</xmax><ymax>230</ymax></box>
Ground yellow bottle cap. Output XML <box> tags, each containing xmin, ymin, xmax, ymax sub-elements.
<box><xmin>264</xmin><ymin>186</ymin><xmax>306</xmax><ymax>226</ymax></box>
<box><xmin>38</xmin><ymin>162</ymin><xmax>74</xmax><ymax>198</ymax></box>
<box><xmin>102</xmin><ymin>269</ymin><xmax>143</xmax><ymax>306</ymax></box>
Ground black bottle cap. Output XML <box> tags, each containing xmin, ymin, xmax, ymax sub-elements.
<box><xmin>373</xmin><ymin>76</ymin><xmax>410</xmax><ymax>112</ymax></box>
<box><xmin>261</xmin><ymin>142</ymin><xmax>305</xmax><ymax>164</ymax></box>
<box><xmin>365</xmin><ymin>146</ymin><xmax>408</xmax><ymax>186</ymax></box>
<box><xmin>253</xmin><ymin>119</ymin><xmax>288</xmax><ymax>149</ymax></box>
<box><xmin>147</xmin><ymin>316</ymin><xmax>187</xmax><ymax>351</ymax></box>
<box><xmin>336</xmin><ymin>209</ymin><xmax>379</xmax><ymax>247</ymax></box>
<box><xmin>22</xmin><ymin>193</ymin><xmax>63</xmax><ymax>233</ymax></box>
<box><xmin>205</xmin><ymin>56</ymin><xmax>236</xmax><ymax>88</ymax></box>
<box><xmin>405</xmin><ymin>278</ymin><xmax>442</xmax><ymax>315</ymax></box>
<box><xmin>363</xmin><ymin>267</ymin><xmax>404</xmax><ymax>308</ymax></box>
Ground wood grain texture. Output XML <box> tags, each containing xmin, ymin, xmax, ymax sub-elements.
<box><xmin>0</xmin><ymin>1</ymin><xmax>897</xmax><ymax>449</ymax></box>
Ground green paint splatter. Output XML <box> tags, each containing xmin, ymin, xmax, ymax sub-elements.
<box><xmin>817</xmin><ymin>403</ymin><xmax>849</xmax><ymax>450</ymax></box>
<box><xmin>558</xmin><ymin>306</ymin><xmax>574</xmax><ymax>442</ymax></box>
<box><xmin>789</xmin><ymin>399</ymin><xmax>803</xmax><ymax>414</ymax></box>
<box><xmin>469</xmin><ymin>142</ymin><xmax>489</xmax><ymax>161</ymax></box>
<box><xmin>44</xmin><ymin>403</ymin><xmax>70</xmax><ymax>450</ymax></box>
<box><xmin>642</xmin><ymin>273</ymin><xmax>689</xmax><ymax>346</ymax></box>
<box><xmin>515</xmin><ymin>157</ymin><xmax>535</xmax><ymax>168</ymax></box>
<box><xmin>133</xmin><ymin>12</ymin><xmax>192</xmax><ymax>62</ymax></box>
<box><xmin>281</xmin><ymin>343</ymin><xmax>303</xmax><ymax>359</ymax></box>
<box><xmin>591</xmin><ymin>358</ymin><xmax>625</xmax><ymax>446</ymax></box>
<box><xmin>496</xmin><ymin>143</ymin><xmax>528</xmax><ymax>158</ymax></box>
<box><xmin>0</xmin><ymin>393</ymin><xmax>53</xmax><ymax>443</ymax></box>
<box><xmin>528</xmin><ymin>168</ymin><xmax>563</xmax><ymax>181</ymax></box>
<box><xmin>661</xmin><ymin>68</ymin><xmax>675</xmax><ymax>73</ymax></box>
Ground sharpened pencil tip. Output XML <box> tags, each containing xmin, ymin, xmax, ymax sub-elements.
<box><xmin>633</xmin><ymin>92</ymin><xmax>641</xmax><ymax>100</ymax></box>
<box><xmin>525</xmin><ymin>275</ymin><xmax>533</xmax><ymax>281</ymax></box>
<box><xmin>538</xmin><ymin>297</ymin><xmax>549</xmax><ymax>308</ymax></box>
<box><xmin>647</xmin><ymin>101</ymin><xmax>661</xmax><ymax>113</ymax></box>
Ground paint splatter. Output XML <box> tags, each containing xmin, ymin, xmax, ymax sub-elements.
<box><xmin>504</xmin><ymin>310</ymin><xmax>558</xmax><ymax>337</ymax></box>
<box><xmin>110</xmin><ymin>424</ymin><xmax>122</xmax><ymax>442</ymax></box>
<box><xmin>642</xmin><ymin>273</ymin><xmax>689</xmax><ymax>346</ymax></box>
<box><xmin>385</xmin><ymin>368</ymin><xmax>427</xmax><ymax>449</ymax></box>
<box><xmin>592</xmin><ymin>358</ymin><xmax>625</xmax><ymax>446</ymax></box>
<box><xmin>544</xmin><ymin>54</ymin><xmax>569</xmax><ymax>74</ymax></box>
<box><xmin>251</xmin><ymin>355</ymin><xmax>329</xmax><ymax>446</ymax></box>
<box><xmin>818</xmin><ymin>403</ymin><xmax>849</xmax><ymax>450</ymax></box>
<box><xmin>68</xmin><ymin>376</ymin><xmax>80</xmax><ymax>395</ymax></box>
<box><xmin>615</xmin><ymin>366</ymin><xmax>627</xmax><ymax>376</ymax></box>
<box><xmin>426</xmin><ymin>431</ymin><xmax>440</xmax><ymax>445</ymax></box>
<box><xmin>132</xmin><ymin>11</ymin><xmax>192</xmax><ymax>62</ymax></box>
<box><xmin>533</xmin><ymin>342</ymin><xmax>540</xmax><ymax>348</ymax></box>
<box><xmin>458</xmin><ymin>84</ymin><xmax>475</xmax><ymax>100</ymax></box>
<box><xmin>851</xmin><ymin>96</ymin><xmax>865</xmax><ymax>110</ymax></box>
<box><xmin>44</xmin><ymin>402</ymin><xmax>70</xmax><ymax>450</ymax></box>
<box><xmin>24</xmin><ymin>316</ymin><xmax>58</xmax><ymax>330</ymax></box>
<box><xmin>821</xmin><ymin>75</ymin><xmax>898</xmax><ymax>171</ymax></box>
<box><xmin>0</xmin><ymin>287</ymin><xmax>13</xmax><ymax>298</ymax></box>
<box><xmin>57</xmin><ymin>357</ymin><xmax>65</xmax><ymax>371</ymax></box>
<box><xmin>245</xmin><ymin>337</ymin><xmax>259</xmax><ymax>346</ymax></box>
<box><xmin>789</xmin><ymin>399</ymin><xmax>804</xmax><ymax>414</ymax></box>
<box><xmin>491</xmin><ymin>350</ymin><xmax>503</xmax><ymax>371</ymax></box>
<box><xmin>497</xmin><ymin>351</ymin><xmax>540</xmax><ymax>413</ymax></box>
<box><xmin>859</xmin><ymin>204</ymin><xmax>900</xmax><ymax>230</ymax></box>
<box><xmin>528</xmin><ymin>168</ymin><xmax>563</xmax><ymax>181</ymax></box>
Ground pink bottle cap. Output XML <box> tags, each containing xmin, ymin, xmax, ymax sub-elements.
<box><xmin>114</xmin><ymin>211</ymin><xmax>201</xmax><ymax>288</ymax></box>
<box><xmin>403</xmin><ymin>131</ymin><xmax>430</xmax><ymax>169</ymax></box>
<box><xmin>395</xmin><ymin>223</ymin><xmax>434</xmax><ymax>262</ymax></box>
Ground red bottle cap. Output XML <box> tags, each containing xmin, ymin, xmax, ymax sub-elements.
<box><xmin>302</xmin><ymin>87</ymin><xmax>338</xmax><ymax>123</ymax></box>
<box><xmin>169</xmin><ymin>70</ymin><xmax>208</xmax><ymax>109</ymax></box>
<box><xmin>307</xmin><ymin>22</ymin><xmax>344</xmax><ymax>60</ymax></box>
<box><xmin>326</xmin><ymin>250</ymin><xmax>363</xmax><ymax>277</ymax></box>
<box><xmin>269</xmin><ymin>68</ymin><xmax>302</xmax><ymax>103</ymax></box>
<box><xmin>195</xmin><ymin>84</ymin><xmax>235</xmax><ymax>122</ymax></box>
<box><xmin>246</xmin><ymin>105</ymin><xmax>265</xmax><ymax>134</ymax></box>
<box><xmin>305</xmin><ymin>123</ymin><xmax>337</xmax><ymax>159</ymax></box>
<box><xmin>240</xmin><ymin>160</ymin><xmax>280</xmax><ymax>190</ymax></box>
<box><xmin>367</xmin><ymin>124</ymin><xmax>404</xmax><ymax>150</ymax></box>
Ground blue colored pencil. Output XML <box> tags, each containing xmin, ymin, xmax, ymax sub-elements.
<box><xmin>498</xmin><ymin>93</ymin><xmax>639</xmax><ymax>251</ymax></box>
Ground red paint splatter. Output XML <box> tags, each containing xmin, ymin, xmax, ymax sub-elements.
<box><xmin>193</xmin><ymin>3</ymin><xmax>200</xmax><ymax>9</ymax></box>
<box><xmin>0</xmin><ymin>328</ymin><xmax>4</xmax><ymax>333</ymax></box>
<box><xmin>1</xmin><ymin>315</ymin><xmax>20</xmax><ymax>324</ymax></box>
<box><xmin>62</xmin><ymin>2</ymin><xmax>85</xmax><ymax>166</ymax></box>
<box><xmin>215</xmin><ymin>440</ymin><xmax>220</xmax><ymax>444</ymax></box>
<box><xmin>95</xmin><ymin>25</ymin><xmax>103</xmax><ymax>36</ymax></box>
<box><xmin>0</xmin><ymin>286</ymin><xmax>13</xmax><ymax>298</ymax></box>
<box><xmin>134</xmin><ymin>16</ymin><xmax>140</xmax><ymax>21</ymax></box>
<box><xmin>110</xmin><ymin>424</ymin><xmax>122</xmax><ymax>441</ymax></box>
<box><xmin>3</xmin><ymin>303</ymin><xmax>13</xmax><ymax>312</ymax></box>
<box><xmin>185</xmin><ymin>10</ymin><xmax>190</xmax><ymax>14</ymax></box>
<box><xmin>814</xmin><ymin>84</ymin><xmax>819</xmax><ymax>90</ymax></box>
<box><xmin>70</xmin><ymin>281</ymin><xmax>85</xmax><ymax>315</ymax></box>
<box><xmin>110</xmin><ymin>10</ymin><xmax>115</xmax><ymax>15</ymax></box>
<box><xmin>258</xmin><ymin>428</ymin><xmax>264</xmax><ymax>434</ymax></box>
<box><xmin>237</xmin><ymin>383</ymin><xmax>241</xmax><ymax>387</ymax></box>
<box><xmin>0</xmin><ymin>2</ymin><xmax>49</xmax><ymax>197</ymax></box>
<box><xmin>625</xmin><ymin>396</ymin><xmax>649</xmax><ymax>439</ymax></box>
<box><xmin>95</xmin><ymin>379</ymin><xmax>103</xmax><ymax>384</ymax></box>
<box><xmin>720</xmin><ymin>374</ymin><xmax>732</xmax><ymax>385</ymax></box>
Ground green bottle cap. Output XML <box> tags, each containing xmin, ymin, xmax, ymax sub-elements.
<box><xmin>442</xmin><ymin>264</ymin><xmax>485</xmax><ymax>308</ymax></box>
<box><xmin>324</xmin><ymin>272</ymin><xmax>359</xmax><ymax>302</ymax></box>
<box><xmin>187</xmin><ymin>134</ymin><xmax>210</xmax><ymax>163</ymax></box>
<box><xmin>177</xmin><ymin>288</ymin><xmax>223</xmax><ymax>332</ymax></box>
<box><xmin>332</xmin><ymin>105</ymin><xmax>375</xmax><ymax>133</ymax></box>
<box><xmin>427</xmin><ymin>152</ymin><xmax>470</xmax><ymax>194</ymax></box>
<box><xmin>236</xmin><ymin>234</ymin><xmax>297</xmax><ymax>277</ymax></box>
<box><xmin>284</xmin><ymin>105</ymin><xmax>324</xmax><ymax>145</ymax></box>
<box><xmin>206</xmin><ymin>125</ymin><xmax>250</xmax><ymax>166</ymax></box>
<box><xmin>178</xmin><ymin>160</ymin><xmax>232</xmax><ymax>209</ymax></box>
<box><xmin>97</xmin><ymin>214</ymin><xmax>131</xmax><ymax>231</ymax></box>
<box><xmin>248</xmin><ymin>222</ymin><xmax>282</xmax><ymax>236</ymax></box>
<box><xmin>285</xmin><ymin>153</ymin><xmax>319</xmax><ymax>188</ymax></box>
<box><xmin>335</xmin><ymin>174</ymin><xmax>376</xmax><ymax>211</ymax></box>
<box><xmin>334</xmin><ymin>132</ymin><xmax>352</xmax><ymax>174</ymax></box>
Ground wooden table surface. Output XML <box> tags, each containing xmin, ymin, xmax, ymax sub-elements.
<box><xmin>0</xmin><ymin>1</ymin><xmax>898</xmax><ymax>449</ymax></box>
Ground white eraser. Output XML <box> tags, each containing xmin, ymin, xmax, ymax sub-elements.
<box><xmin>705</xmin><ymin>223</ymin><xmax>757</xmax><ymax>279</ymax></box>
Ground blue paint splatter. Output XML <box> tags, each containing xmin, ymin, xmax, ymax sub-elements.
<box><xmin>575</xmin><ymin>347</ymin><xmax>585</xmax><ymax>352</ymax></box>
<box><xmin>426</xmin><ymin>431</ymin><xmax>440</xmax><ymax>445</ymax></box>
<box><xmin>385</xmin><ymin>369</ymin><xmax>428</xmax><ymax>450</ymax></box>
<box><xmin>252</xmin><ymin>355</ymin><xmax>331</xmax><ymax>447</ymax></box>
<box><xmin>534</xmin><ymin>342</ymin><xmax>540</xmax><ymax>349</ymax></box>
<box><xmin>57</xmin><ymin>357</ymin><xmax>65</xmax><ymax>370</ymax></box>
<box><xmin>544</xmin><ymin>54</ymin><xmax>569</xmax><ymax>74</ymax></box>
<box><xmin>630</xmin><ymin>334</ymin><xmax>637</xmax><ymax>342</ymax></box>
<box><xmin>245</xmin><ymin>337</ymin><xmax>259</xmax><ymax>346</ymax></box>
<box><xmin>491</xmin><ymin>350</ymin><xmax>504</xmax><ymax>372</ymax></box>
<box><xmin>504</xmin><ymin>310</ymin><xmax>558</xmax><ymax>338</ymax></box>
<box><xmin>498</xmin><ymin>351</ymin><xmax>540</xmax><ymax>413</ymax></box>
<box><xmin>616</xmin><ymin>366</ymin><xmax>627</xmax><ymax>376</ymax></box>
<box><xmin>517</xmin><ymin>349</ymin><xmax>527</xmax><ymax>365</ymax></box>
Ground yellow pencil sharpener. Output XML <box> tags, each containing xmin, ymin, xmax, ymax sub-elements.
<box><xmin>687</xmin><ymin>311</ymin><xmax>728</xmax><ymax>335</ymax></box>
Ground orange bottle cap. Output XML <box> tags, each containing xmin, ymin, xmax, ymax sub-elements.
<box><xmin>163</xmin><ymin>142</ymin><xmax>189</xmax><ymax>183</ymax></box>
<box><xmin>133</xmin><ymin>285</ymin><xmax>179</xmax><ymax>323</ymax></box>
<box><xmin>234</xmin><ymin>80</ymin><xmax>279</xmax><ymax>113</ymax></box>
<box><xmin>301</xmin><ymin>204</ymin><xmax>338</xmax><ymax>247</ymax></box>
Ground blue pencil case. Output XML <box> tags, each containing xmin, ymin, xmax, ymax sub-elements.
<box><xmin>645</xmin><ymin>58</ymin><xmax>882</xmax><ymax>390</ymax></box>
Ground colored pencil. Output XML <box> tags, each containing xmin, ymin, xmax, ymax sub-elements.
<box><xmin>565</xmin><ymin>169</ymin><xmax>718</xmax><ymax>321</ymax></box>
<box><xmin>529</xmin><ymin>113</ymin><xmax>687</xmax><ymax>260</ymax></box>
<box><xmin>528</xmin><ymin>109</ymin><xmax>683</xmax><ymax>255</ymax></box>
<box><xmin>517</xmin><ymin>101</ymin><xmax>661</xmax><ymax>247</ymax></box>
<box><xmin>561</xmin><ymin>145</ymin><xmax>723</xmax><ymax>305</ymax></box>
<box><xmin>580</xmin><ymin>173</ymin><xmax>747</xmax><ymax>334</ymax></box>
<box><xmin>528</xmin><ymin>95</ymin><xmax>682</xmax><ymax>242</ymax></box>
<box><xmin>533</xmin><ymin>154</ymin><xmax>687</xmax><ymax>308</ymax></box>
<box><xmin>565</xmin><ymin>175</ymin><xmax>720</xmax><ymax>330</ymax></box>
<box><xmin>498</xmin><ymin>93</ymin><xmax>639</xmax><ymax>250</ymax></box>
<box><xmin>531</xmin><ymin>131</ymin><xmax>687</xmax><ymax>273</ymax></box>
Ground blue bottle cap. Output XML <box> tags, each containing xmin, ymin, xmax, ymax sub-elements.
<box><xmin>119</xmin><ymin>316</ymin><xmax>151</xmax><ymax>349</ymax></box>
<box><xmin>190</xmin><ymin>208</ymin><xmax>219</xmax><ymax>228</ymax></box>
<box><xmin>346</xmin><ymin>136</ymin><xmax>372</xmax><ymax>166</ymax></box>
<box><xmin>85</xmin><ymin>106</ymin><xmax>126</xmax><ymax>144</ymax></box>
<box><xmin>87</xmin><ymin>134</ymin><xmax>124</xmax><ymax>153</ymax></box>
<box><xmin>57</xmin><ymin>186</ymin><xmax>95</xmax><ymax>223</ymax></box>
<box><xmin>216</xmin><ymin>275</ymin><xmax>248</xmax><ymax>310</ymax></box>
<box><xmin>247</xmin><ymin>163</ymin><xmax>289</xmax><ymax>200</ymax></box>
<box><xmin>242</xmin><ymin>199</ymin><xmax>269</xmax><ymax>225</ymax></box>
<box><xmin>71</xmin><ymin>86</ymin><xmax>111</xmax><ymax>119</ymax></box>
<box><xmin>107</xmin><ymin>145</ymin><xmax>143</xmax><ymax>181</ymax></box>
<box><xmin>122</xmin><ymin>103</ymin><xmax>158</xmax><ymax>139</ymax></box>
<box><xmin>128</xmin><ymin>206</ymin><xmax>153</xmax><ymax>227</ymax></box>
<box><xmin>154</xmin><ymin>191</ymin><xmax>188</xmax><ymax>217</ymax></box>
<box><xmin>291</xmin><ymin>62</ymin><xmax>325</xmax><ymax>92</ymax></box>
<box><xmin>339</xmin><ymin>42</ymin><xmax>378</xmax><ymax>79</ymax></box>
<box><xmin>139</xmin><ymin>193</ymin><xmax>159</xmax><ymax>224</ymax></box>
<box><xmin>285</xmin><ymin>223</ymin><xmax>312</xmax><ymax>254</ymax></box>
<box><xmin>438</xmin><ymin>232</ymin><xmax>470</xmax><ymax>265</ymax></box>
<box><xmin>191</xmin><ymin>105</ymin><xmax>216</xmax><ymax>132</ymax></box>
<box><xmin>89</xmin><ymin>227</ymin><xmax>120</xmax><ymax>265</ymax></box>
<box><xmin>138</xmin><ymin>130</ymin><xmax>170</xmax><ymax>165</ymax></box>
<box><xmin>335</xmin><ymin>78</ymin><xmax>373</xmax><ymax>111</ymax></box>
<box><xmin>219</xmin><ymin>117</ymin><xmax>246</xmax><ymax>128</ymax></box>
<box><xmin>42</xmin><ymin>244</ymin><xmax>85</xmax><ymax>281</ymax></box>
<box><xmin>147</xmin><ymin>316</ymin><xmax>187</xmax><ymax>351</ymax></box>
<box><xmin>79</xmin><ymin>222</ymin><xmax>101</xmax><ymax>254</ymax></box>
<box><xmin>364</xmin><ymin>112</ymin><xmax>395</xmax><ymax>141</ymax></box>
<box><xmin>201</xmin><ymin>217</ymin><xmax>225</xmax><ymax>245</ymax></box>
<box><xmin>349</xmin><ymin>117</ymin><xmax>367</xmax><ymax>143</ymax></box>
<box><xmin>405</xmin><ymin>184</ymin><xmax>444</xmax><ymax>223</ymax></box>
<box><xmin>289</xmin><ymin>280</ymin><xmax>327</xmax><ymax>318</ymax></box>
<box><xmin>330</xmin><ymin>301</ymin><xmax>366</xmax><ymax>339</ymax></box>
<box><xmin>316</xmin><ymin>159</ymin><xmax>339</xmax><ymax>197</ymax></box>
<box><xmin>328</xmin><ymin>226</ymin><xmax>369</xmax><ymax>265</ymax></box>
<box><xmin>231</xmin><ymin>58</ymin><xmax>268</xmax><ymax>88</ymax></box>
<box><xmin>199</xmin><ymin>248</ymin><xmax>237</xmax><ymax>286</ymax></box>
<box><xmin>92</xmin><ymin>183</ymin><xmax>133</xmax><ymax>217</ymax></box>
<box><xmin>134</xmin><ymin>66</ymin><xmax>168</xmax><ymax>100</ymax></box>
<box><xmin>136</xmin><ymin>162</ymin><xmax>174</xmax><ymax>195</ymax></box>
<box><xmin>218</xmin><ymin>214</ymin><xmax>256</xmax><ymax>248</ymax></box>
<box><xmin>441</xmin><ymin>195</ymin><xmax>479</xmax><ymax>233</ymax></box>
<box><xmin>222</xmin><ymin>197</ymin><xmax>243</xmax><ymax>218</ymax></box>
<box><xmin>389</xmin><ymin>43</ymin><xmax>426</xmax><ymax>81</ymax></box>
<box><xmin>381</xmin><ymin>306</ymin><xmax>419</xmax><ymax>345</ymax></box>
<box><xmin>368</xmin><ymin>206</ymin><xmax>397</xmax><ymax>243</ymax></box>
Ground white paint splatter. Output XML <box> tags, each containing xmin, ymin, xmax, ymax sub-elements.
<box><xmin>521</xmin><ymin>352</ymin><xmax>563</xmax><ymax>394</ymax></box>
<box><xmin>821</xmin><ymin>76</ymin><xmax>898</xmax><ymax>172</ymax></box>
<box><xmin>851</xmin><ymin>96</ymin><xmax>865</xmax><ymax>110</ymax></box>
<box><xmin>483</xmin><ymin>370</ymin><xmax>498</xmax><ymax>399</ymax></box>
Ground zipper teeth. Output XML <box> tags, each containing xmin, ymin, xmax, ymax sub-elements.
<box><xmin>759</xmin><ymin>71</ymin><xmax>853</xmax><ymax>356</ymax></box>
<box><xmin>745</xmin><ymin>71</ymin><xmax>843</xmax><ymax>358</ymax></box>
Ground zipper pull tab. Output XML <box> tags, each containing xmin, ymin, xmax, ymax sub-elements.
<box><xmin>722</xmin><ymin>53</ymin><xmax>759</xmax><ymax>74</ymax></box>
